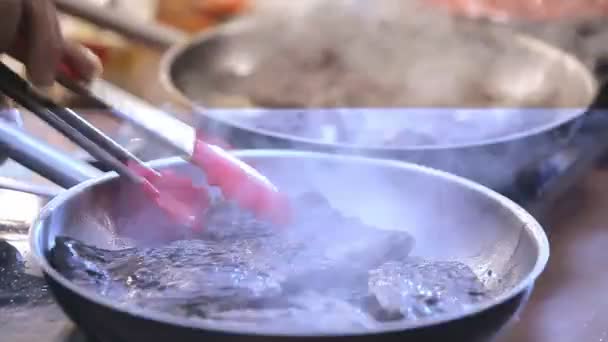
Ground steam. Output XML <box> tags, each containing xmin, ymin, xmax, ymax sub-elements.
<box><xmin>193</xmin><ymin>0</ymin><xmax>592</xmax><ymax>108</ymax></box>
<box><xmin>166</xmin><ymin>0</ymin><xmax>594</xmax><ymax>193</ymax></box>
<box><xmin>504</xmin><ymin>17</ymin><xmax>608</xmax><ymax>69</ymax></box>
<box><xmin>107</xmin><ymin>0</ymin><xmax>559</xmax><ymax>317</ymax></box>
<box><xmin>153</xmin><ymin>0</ymin><xmax>567</xmax><ymax>260</ymax></box>
<box><xmin>224</xmin><ymin>2</ymin><xmax>592</xmax><ymax>194</ymax></box>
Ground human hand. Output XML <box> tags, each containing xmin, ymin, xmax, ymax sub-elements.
<box><xmin>0</xmin><ymin>0</ymin><xmax>102</xmax><ymax>88</ymax></box>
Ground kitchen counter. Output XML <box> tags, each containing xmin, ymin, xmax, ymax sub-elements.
<box><xmin>495</xmin><ymin>168</ymin><xmax>608</xmax><ymax>342</ymax></box>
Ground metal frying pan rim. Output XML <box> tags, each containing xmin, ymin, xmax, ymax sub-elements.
<box><xmin>160</xmin><ymin>21</ymin><xmax>597</xmax><ymax>151</ymax></box>
<box><xmin>29</xmin><ymin>152</ymin><xmax>549</xmax><ymax>336</ymax></box>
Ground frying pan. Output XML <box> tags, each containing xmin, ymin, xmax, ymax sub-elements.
<box><xmin>55</xmin><ymin>0</ymin><xmax>603</xmax><ymax>201</ymax></box>
<box><xmin>0</xmin><ymin>118</ymin><xmax>548</xmax><ymax>342</ymax></box>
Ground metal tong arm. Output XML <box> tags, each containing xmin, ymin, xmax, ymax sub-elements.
<box><xmin>0</xmin><ymin>63</ymin><xmax>149</xmax><ymax>184</ymax></box>
<box><xmin>0</xmin><ymin>120</ymin><xmax>102</xmax><ymax>188</ymax></box>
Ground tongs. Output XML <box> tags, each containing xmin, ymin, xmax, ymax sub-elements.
<box><xmin>0</xmin><ymin>63</ymin><xmax>149</xmax><ymax>183</ymax></box>
<box><xmin>0</xmin><ymin>62</ymin><xmax>290</xmax><ymax>228</ymax></box>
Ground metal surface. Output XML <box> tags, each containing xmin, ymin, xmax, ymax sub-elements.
<box><xmin>55</xmin><ymin>0</ymin><xmax>187</xmax><ymax>50</ymax></box>
<box><xmin>0</xmin><ymin>121</ymin><xmax>102</xmax><ymax>187</ymax></box>
<box><xmin>0</xmin><ymin>177</ymin><xmax>60</xmax><ymax>198</ymax></box>
<box><xmin>87</xmin><ymin>80</ymin><xmax>196</xmax><ymax>157</ymax></box>
<box><xmin>155</xmin><ymin>12</ymin><xmax>600</xmax><ymax>193</ymax></box>
<box><xmin>19</xmin><ymin>146</ymin><xmax>548</xmax><ymax>341</ymax></box>
<box><xmin>0</xmin><ymin>63</ymin><xmax>144</xmax><ymax>185</ymax></box>
<box><xmin>0</xmin><ymin>108</ymin><xmax>23</xmax><ymax>165</ymax></box>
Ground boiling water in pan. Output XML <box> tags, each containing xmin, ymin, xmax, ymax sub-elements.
<box><xmin>51</xmin><ymin>193</ymin><xmax>490</xmax><ymax>333</ymax></box>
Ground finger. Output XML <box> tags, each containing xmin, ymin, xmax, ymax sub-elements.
<box><xmin>0</xmin><ymin>0</ymin><xmax>23</xmax><ymax>52</ymax></box>
<box><xmin>22</xmin><ymin>0</ymin><xmax>63</xmax><ymax>87</ymax></box>
<box><xmin>0</xmin><ymin>94</ymin><xmax>13</xmax><ymax>110</ymax></box>
<box><xmin>62</xmin><ymin>41</ymin><xmax>103</xmax><ymax>83</ymax></box>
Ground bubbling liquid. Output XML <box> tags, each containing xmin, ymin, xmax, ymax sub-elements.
<box><xmin>50</xmin><ymin>192</ymin><xmax>488</xmax><ymax>333</ymax></box>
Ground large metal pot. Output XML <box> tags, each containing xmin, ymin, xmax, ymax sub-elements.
<box><xmin>159</xmin><ymin>20</ymin><xmax>600</xmax><ymax>202</ymax></box>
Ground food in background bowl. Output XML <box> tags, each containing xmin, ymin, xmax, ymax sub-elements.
<box><xmin>157</xmin><ymin>0</ymin><xmax>251</xmax><ymax>33</ymax></box>
<box><xmin>195</xmin><ymin>0</ymin><xmax>580</xmax><ymax>109</ymax></box>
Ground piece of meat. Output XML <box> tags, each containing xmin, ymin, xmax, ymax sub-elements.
<box><xmin>368</xmin><ymin>259</ymin><xmax>487</xmax><ymax>321</ymax></box>
<box><xmin>52</xmin><ymin>237</ymin><xmax>285</xmax><ymax>315</ymax></box>
<box><xmin>46</xmin><ymin>190</ymin><xmax>496</xmax><ymax>333</ymax></box>
<box><xmin>51</xmin><ymin>192</ymin><xmax>415</xmax><ymax>322</ymax></box>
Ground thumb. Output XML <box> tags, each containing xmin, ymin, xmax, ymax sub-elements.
<box><xmin>0</xmin><ymin>94</ymin><xmax>12</xmax><ymax>111</ymax></box>
<box><xmin>61</xmin><ymin>41</ymin><xmax>103</xmax><ymax>83</ymax></box>
<box><xmin>0</xmin><ymin>62</ymin><xmax>14</xmax><ymax>109</ymax></box>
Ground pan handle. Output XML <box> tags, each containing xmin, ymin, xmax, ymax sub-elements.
<box><xmin>0</xmin><ymin>119</ymin><xmax>103</xmax><ymax>190</ymax></box>
<box><xmin>0</xmin><ymin>176</ymin><xmax>60</xmax><ymax>199</ymax></box>
<box><xmin>55</xmin><ymin>0</ymin><xmax>188</xmax><ymax>50</ymax></box>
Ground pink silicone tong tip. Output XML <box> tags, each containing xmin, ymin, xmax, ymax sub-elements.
<box><xmin>123</xmin><ymin>129</ymin><xmax>291</xmax><ymax>232</ymax></box>
<box><xmin>192</xmin><ymin>130</ymin><xmax>292</xmax><ymax>226</ymax></box>
<box><xmin>127</xmin><ymin>161</ymin><xmax>211</xmax><ymax>230</ymax></box>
